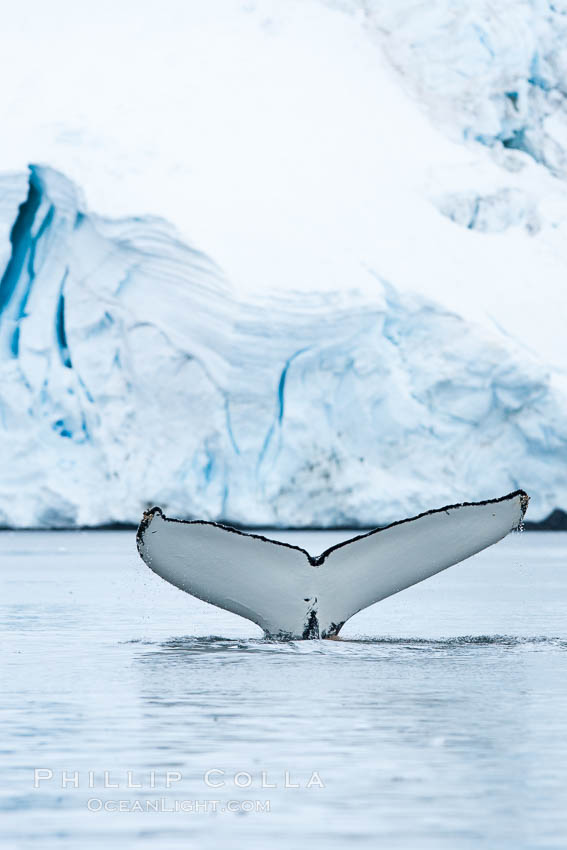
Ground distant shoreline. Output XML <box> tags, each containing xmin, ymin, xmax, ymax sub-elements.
<box><xmin>1</xmin><ymin>512</ymin><xmax>566</xmax><ymax>533</ymax></box>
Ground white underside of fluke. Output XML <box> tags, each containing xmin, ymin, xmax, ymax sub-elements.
<box><xmin>136</xmin><ymin>491</ymin><xmax>528</xmax><ymax>639</ymax></box>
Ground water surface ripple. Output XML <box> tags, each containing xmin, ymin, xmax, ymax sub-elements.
<box><xmin>1</xmin><ymin>529</ymin><xmax>566</xmax><ymax>849</ymax></box>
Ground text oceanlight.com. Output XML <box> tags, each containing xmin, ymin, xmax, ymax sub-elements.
<box><xmin>87</xmin><ymin>798</ymin><xmax>271</xmax><ymax>813</ymax></box>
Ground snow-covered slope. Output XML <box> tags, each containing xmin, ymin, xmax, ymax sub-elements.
<box><xmin>0</xmin><ymin>165</ymin><xmax>565</xmax><ymax>527</ymax></box>
<box><xmin>0</xmin><ymin>0</ymin><xmax>566</xmax><ymax>526</ymax></box>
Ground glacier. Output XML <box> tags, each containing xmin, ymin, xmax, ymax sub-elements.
<box><xmin>2</xmin><ymin>0</ymin><xmax>567</xmax><ymax>526</ymax></box>
<box><xmin>3</xmin><ymin>0</ymin><xmax>567</xmax><ymax>372</ymax></box>
<box><xmin>362</xmin><ymin>0</ymin><xmax>567</xmax><ymax>176</ymax></box>
<box><xmin>0</xmin><ymin>164</ymin><xmax>566</xmax><ymax>528</ymax></box>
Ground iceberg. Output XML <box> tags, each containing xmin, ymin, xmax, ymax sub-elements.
<box><xmin>0</xmin><ymin>165</ymin><xmax>565</xmax><ymax>527</ymax></box>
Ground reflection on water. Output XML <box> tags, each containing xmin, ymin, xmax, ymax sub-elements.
<box><xmin>1</xmin><ymin>530</ymin><xmax>567</xmax><ymax>849</ymax></box>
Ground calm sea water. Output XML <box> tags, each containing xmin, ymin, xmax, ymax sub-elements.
<box><xmin>1</xmin><ymin>529</ymin><xmax>566</xmax><ymax>849</ymax></box>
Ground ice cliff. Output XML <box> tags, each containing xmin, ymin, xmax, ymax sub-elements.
<box><xmin>2</xmin><ymin>0</ymin><xmax>567</xmax><ymax>526</ymax></box>
<box><xmin>1</xmin><ymin>164</ymin><xmax>565</xmax><ymax>527</ymax></box>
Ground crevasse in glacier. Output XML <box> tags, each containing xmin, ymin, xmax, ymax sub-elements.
<box><xmin>0</xmin><ymin>164</ymin><xmax>565</xmax><ymax>527</ymax></box>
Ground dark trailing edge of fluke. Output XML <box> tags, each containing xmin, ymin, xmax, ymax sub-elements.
<box><xmin>137</xmin><ymin>489</ymin><xmax>529</xmax><ymax>566</ymax></box>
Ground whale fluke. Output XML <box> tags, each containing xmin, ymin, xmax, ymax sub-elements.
<box><xmin>136</xmin><ymin>490</ymin><xmax>528</xmax><ymax>639</ymax></box>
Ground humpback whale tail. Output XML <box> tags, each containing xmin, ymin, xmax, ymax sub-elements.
<box><xmin>136</xmin><ymin>490</ymin><xmax>528</xmax><ymax>639</ymax></box>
